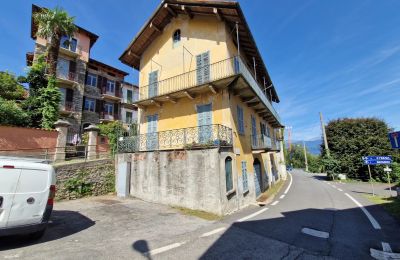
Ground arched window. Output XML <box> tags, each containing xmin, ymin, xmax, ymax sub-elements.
<box><xmin>173</xmin><ymin>29</ymin><xmax>181</xmax><ymax>48</ymax></box>
<box><xmin>225</xmin><ymin>156</ymin><xmax>233</xmax><ymax>192</ymax></box>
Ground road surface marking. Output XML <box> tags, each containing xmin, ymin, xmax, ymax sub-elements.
<box><xmin>145</xmin><ymin>242</ymin><xmax>186</xmax><ymax>256</ymax></box>
<box><xmin>283</xmin><ymin>172</ymin><xmax>293</xmax><ymax>194</ymax></box>
<box><xmin>280</xmin><ymin>195</ymin><xmax>285</xmax><ymax>199</ymax></box>
<box><xmin>200</xmin><ymin>227</ymin><xmax>226</xmax><ymax>237</ymax></box>
<box><xmin>271</xmin><ymin>201</ymin><xmax>279</xmax><ymax>206</ymax></box>
<box><xmin>338</xmin><ymin>188</ymin><xmax>343</xmax><ymax>192</ymax></box>
<box><xmin>237</xmin><ymin>208</ymin><xmax>269</xmax><ymax>222</ymax></box>
<box><xmin>370</xmin><ymin>248</ymin><xmax>400</xmax><ymax>260</ymax></box>
<box><xmin>382</xmin><ymin>242</ymin><xmax>392</xmax><ymax>253</ymax></box>
<box><xmin>344</xmin><ymin>193</ymin><xmax>381</xmax><ymax>229</ymax></box>
<box><xmin>301</xmin><ymin>227</ymin><xmax>329</xmax><ymax>239</ymax></box>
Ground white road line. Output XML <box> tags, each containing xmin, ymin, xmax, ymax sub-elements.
<box><xmin>145</xmin><ymin>242</ymin><xmax>186</xmax><ymax>256</ymax></box>
<box><xmin>271</xmin><ymin>201</ymin><xmax>279</xmax><ymax>206</ymax></box>
<box><xmin>237</xmin><ymin>208</ymin><xmax>269</xmax><ymax>222</ymax></box>
<box><xmin>338</xmin><ymin>188</ymin><xmax>343</xmax><ymax>192</ymax></box>
<box><xmin>200</xmin><ymin>227</ymin><xmax>226</xmax><ymax>238</ymax></box>
<box><xmin>301</xmin><ymin>227</ymin><xmax>330</xmax><ymax>239</ymax></box>
<box><xmin>344</xmin><ymin>193</ymin><xmax>381</xmax><ymax>230</ymax></box>
<box><xmin>370</xmin><ymin>249</ymin><xmax>400</xmax><ymax>260</ymax></box>
<box><xmin>382</xmin><ymin>242</ymin><xmax>393</xmax><ymax>253</ymax></box>
<box><xmin>283</xmin><ymin>172</ymin><xmax>293</xmax><ymax>194</ymax></box>
<box><xmin>280</xmin><ymin>195</ymin><xmax>285</xmax><ymax>199</ymax></box>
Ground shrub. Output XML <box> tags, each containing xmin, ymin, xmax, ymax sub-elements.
<box><xmin>0</xmin><ymin>97</ymin><xmax>30</xmax><ymax>126</ymax></box>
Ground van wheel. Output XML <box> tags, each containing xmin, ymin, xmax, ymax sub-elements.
<box><xmin>29</xmin><ymin>229</ymin><xmax>46</xmax><ymax>240</ymax></box>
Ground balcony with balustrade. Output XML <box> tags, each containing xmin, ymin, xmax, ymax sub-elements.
<box><xmin>117</xmin><ymin>124</ymin><xmax>233</xmax><ymax>153</ymax></box>
<box><xmin>56</xmin><ymin>71</ymin><xmax>77</xmax><ymax>86</ymax></box>
<box><xmin>250</xmin><ymin>134</ymin><xmax>280</xmax><ymax>151</ymax></box>
<box><xmin>136</xmin><ymin>56</ymin><xmax>282</xmax><ymax>127</ymax></box>
<box><xmin>59</xmin><ymin>101</ymin><xmax>75</xmax><ymax>114</ymax></box>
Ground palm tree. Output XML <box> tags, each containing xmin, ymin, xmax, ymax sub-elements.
<box><xmin>33</xmin><ymin>7</ymin><xmax>77</xmax><ymax>77</ymax></box>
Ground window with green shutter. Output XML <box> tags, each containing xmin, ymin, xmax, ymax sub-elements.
<box><xmin>148</xmin><ymin>71</ymin><xmax>158</xmax><ymax>98</ymax></box>
<box><xmin>196</xmin><ymin>51</ymin><xmax>210</xmax><ymax>85</ymax></box>
<box><xmin>237</xmin><ymin>106</ymin><xmax>244</xmax><ymax>135</ymax></box>
<box><xmin>225</xmin><ymin>157</ymin><xmax>233</xmax><ymax>192</ymax></box>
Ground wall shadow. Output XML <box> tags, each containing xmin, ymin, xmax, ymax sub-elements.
<box><xmin>199</xmin><ymin>206</ymin><xmax>400</xmax><ymax>259</ymax></box>
<box><xmin>0</xmin><ymin>210</ymin><xmax>95</xmax><ymax>251</ymax></box>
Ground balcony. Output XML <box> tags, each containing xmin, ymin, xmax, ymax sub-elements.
<box><xmin>100</xmin><ymin>113</ymin><xmax>118</xmax><ymax>122</ymax></box>
<box><xmin>60</xmin><ymin>101</ymin><xmax>74</xmax><ymax>114</ymax></box>
<box><xmin>56</xmin><ymin>72</ymin><xmax>77</xmax><ymax>85</ymax></box>
<box><xmin>117</xmin><ymin>124</ymin><xmax>233</xmax><ymax>153</ymax></box>
<box><xmin>102</xmin><ymin>90</ymin><xmax>121</xmax><ymax>101</ymax></box>
<box><xmin>59</xmin><ymin>46</ymin><xmax>80</xmax><ymax>58</ymax></box>
<box><xmin>136</xmin><ymin>56</ymin><xmax>282</xmax><ymax>127</ymax></box>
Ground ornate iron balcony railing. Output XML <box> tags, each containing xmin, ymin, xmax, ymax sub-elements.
<box><xmin>138</xmin><ymin>56</ymin><xmax>281</xmax><ymax>125</ymax></box>
<box><xmin>117</xmin><ymin>124</ymin><xmax>233</xmax><ymax>153</ymax></box>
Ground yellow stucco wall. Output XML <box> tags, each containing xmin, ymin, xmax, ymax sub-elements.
<box><xmin>137</xmin><ymin>14</ymin><xmax>283</xmax><ymax>196</ymax></box>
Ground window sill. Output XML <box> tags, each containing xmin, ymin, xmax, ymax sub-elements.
<box><xmin>226</xmin><ymin>189</ymin><xmax>236</xmax><ymax>197</ymax></box>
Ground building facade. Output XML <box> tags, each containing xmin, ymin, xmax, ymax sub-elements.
<box><xmin>117</xmin><ymin>0</ymin><xmax>286</xmax><ymax>215</ymax></box>
<box><xmin>27</xmin><ymin>4</ymin><xmax>138</xmax><ymax>135</ymax></box>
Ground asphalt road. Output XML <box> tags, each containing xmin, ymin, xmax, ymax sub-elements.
<box><xmin>148</xmin><ymin>169</ymin><xmax>400</xmax><ymax>259</ymax></box>
<box><xmin>1</xmin><ymin>170</ymin><xmax>399</xmax><ymax>259</ymax></box>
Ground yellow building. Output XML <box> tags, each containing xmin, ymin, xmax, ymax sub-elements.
<box><xmin>117</xmin><ymin>0</ymin><xmax>286</xmax><ymax>214</ymax></box>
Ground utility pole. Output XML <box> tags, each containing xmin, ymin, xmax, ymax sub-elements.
<box><xmin>320</xmin><ymin>112</ymin><xmax>330</xmax><ymax>156</ymax></box>
<box><xmin>303</xmin><ymin>141</ymin><xmax>308</xmax><ymax>172</ymax></box>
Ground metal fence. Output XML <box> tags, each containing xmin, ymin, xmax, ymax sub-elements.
<box><xmin>117</xmin><ymin>124</ymin><xmax>233</xmax><ymax>153</ymax></box>
<box><xmin>0</xmin><ymin>145</ymin><xmax>111</xmax><ymax>163</ymax></box>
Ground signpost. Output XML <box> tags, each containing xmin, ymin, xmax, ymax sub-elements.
<box><xmin>384</xmin><ymin>166</ymin><xmax>393</xmax><ymax>197</ymax></box>
<box><xmin>388</xmin><ymin>131</ymin><xmax>400</xmax><ymax>149</ymax></box>
<box><xmin>362</xmin><ymin>156</ymin><xmax>393</xmax><ymax>196</ymax></box>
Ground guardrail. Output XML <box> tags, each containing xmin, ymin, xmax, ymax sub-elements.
<box><xmin>117</xmin><ymin>124</ymin><xmax>233</xmax><ymax>153</ymax></box>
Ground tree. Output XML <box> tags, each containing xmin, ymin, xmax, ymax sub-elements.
<box><xmin>23</xmin><ymin>55</ymin><xmax>48</xmax><ymax>128</ymax></box>
<box><xmin>40</xmin><ymin>77</ymin><xmax>61</xmax><ymax>129</ymax></box>
<box><xmin>33</xmin><ymin>7</ymin><xmax>76</xmax><ymax>77</ymax></box>
<box><xmin>0</xmin><ymin>71</ymin><xmax>25</xmax><ymax>100</ymax></box>
<box><xmin>324</xmin><ymin>118</ymin><xmax>399</xmax><ymax>181</ymax></box>
<box><xmin>0</xmin><ymin>97</ymin><xmax>30</xmax><ymax>126</ymax></box>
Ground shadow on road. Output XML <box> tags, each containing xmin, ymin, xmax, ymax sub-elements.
<box><xmin>0</xmin><ymin>210</ymin><xmax>95</xmax><ymax>251</ymax></box>
<box><xmin>132</xmin><ymin>240</ymin><xmax>152</xmax><ymax>260</ymax></box>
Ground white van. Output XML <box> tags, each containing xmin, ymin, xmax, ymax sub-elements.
<box><xmin>0</xmin><ymin>157</ymin><xmax>56</xmax><ymax>238</ymax></box>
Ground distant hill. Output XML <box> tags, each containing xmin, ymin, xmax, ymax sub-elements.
<box><xmin>287</xmin><ymin>139</ymin><xmax>322</xmax><ymax>155</ymax></box>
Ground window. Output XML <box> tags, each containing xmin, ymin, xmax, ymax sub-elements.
<box><xmin>106</xmin><ymin>80</ymin><xmax>115</xmax><ymax>94</ymax></box>
<box><xmin>127</xmin><ymin>89</ymin><xmax>133</xmax><ymax>103</ymax></box>
<box><xmin>241</xmin><ymin>161</ymin><xmax>248</xmax><ymax>193</ymax></box>
<box><xmin>237</xmin><ymin>106</ymin><xmax>244</xmax><ymax>134</ymax></box>
<box><xmin>126</xmin><ymin>111</ymin><xmax>133</xmax><ymax>124</ymax></box>
<box><xmin>60</xmin><ymin>36</ymin><xmax>77</xmax><ymax>52</ymax></box>
<box><xmin>225</xmin><ymin>157</ymin><xmax>233</xmax><ymax>193</ymax></box>
<box><xmin>173</xmin><ymin>29</ymin><xmax>181</xmax><ymax>48</ymax></box>
<box><xmin>196</xmin><ymin>51</ymin><xmax>210</xmax><ymax>84</ymax></box>
<box><xmin>104</xmin><ymin>102</ymin><xmax>113</xmax><ymax>115</ymax></box>
<box><xmin>86</xmin><ymin>73</ymin><xmax>97</xmax><ymax>87</ymax></box>
<box><xmin>84</xmin><ymin>98</ymin><xmax>95</xmax><ymax>112</ymax></box>
<box><xmin>148</xmin><ymin>71</ymin><xmax>158</xmax><ymax>98</ymax></box>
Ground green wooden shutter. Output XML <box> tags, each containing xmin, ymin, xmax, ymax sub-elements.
<box><xmin>148</xmin><ymin>71</ymin><xmax>158</xmax><ymax>98</ymax></box>
<box><xmin>196</xmin><ymin>54</ymin><xmax>203</xmax><ymax>84</ymax></box>
<box><xmin>202</xmin><ymin>51</ymin><xmax>210</xmax><ymax>82</ymax></box>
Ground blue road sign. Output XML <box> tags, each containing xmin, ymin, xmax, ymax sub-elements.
<box><xmin>388</xmin><ymin>131</ymin><xmax>400</xmax><ymax>149</ymax></box>
<box><xmin>362</xmin><ymin>156</ymin><xmax>392</xmax><ymax>165</ymax></box>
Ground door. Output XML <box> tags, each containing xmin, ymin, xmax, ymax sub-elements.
<box><xmin>7</xmin><ymin>169</ymin><xmax>50</xmax><ymax>227</ymax></box>
<box><xmin>253</xmin><ymin>159</ymin><xmax>262</xmax><ymax>197</ymax></box>
<box><xmin>0</xmin><ymin>167</ymin><xmax>21</xmax><ymax>228</ymax></box>
<box><xmin>197</xmin><ymin>104</ymin><xmax>212</xmax><ymax>144</ymax></box>
<box><xmin>148</xmin><ymin>71</ymin><xmax>158</xmax><ymax>98</ymax></box>
<box><xmin>57</xmin><ymin>58</ymin><xmax>69</xmax><ymax>79</ymax></box>
<box><xmin>251</xmin><ymin>116</ymin><xmax>257</xmax><ymax>147</ymax></box>
<box><xmin>146</xmin><ymin>114</ymin><xmax>158</xmax><ymax>150</ymax></box>
<box><xmin>196</xmin><ymin>51</ymin><xmax>210</xmax><ymax>85</ymax></box>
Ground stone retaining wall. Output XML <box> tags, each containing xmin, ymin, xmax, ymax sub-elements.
<box><xmin>54</xmin><ymin>159</ymin><xmax>115</xmax><ymax>200</ymax></box>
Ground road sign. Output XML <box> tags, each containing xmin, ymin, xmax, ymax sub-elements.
<box><xmin>362</xmin><ymin>156</ymin><xmax>392</xmax><ymax>165</ymax></box>
<box><xmin>388</xmin><ymin>131</ymin><xmax>400</xmax><ymax>149</ymax></box>
<box><xmin>384</xmin><ymin>166</ymin><xmax>392</xmax><ymax>172</ymax></box>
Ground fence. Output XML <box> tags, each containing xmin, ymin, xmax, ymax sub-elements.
<box><xmin>117</xmin><ymin>124</ymin><xmax>233</xmax><ymax>153</ymax></box>
<box><xmin>0</xmin><ymin>144</ymin><xmax>111</xmax><ymax>163</ymax></box>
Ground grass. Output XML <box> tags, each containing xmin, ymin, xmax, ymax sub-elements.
<box><xmin>365</xmin><ymin>195</ymin><xmax>400</xmax><ymax>222</ymax></box>
<box><xmin>173</xmin><ymin>207</ymin><xmax>222</xmax><ymax>221</ymax></box>
<box><xmin>257</xmin><ymin>178</ymin><xmax>286</xmax><ymax>203</ymax></box>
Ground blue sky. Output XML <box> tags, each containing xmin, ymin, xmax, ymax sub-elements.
<box><xmin>1</xmin><ymin>0</ymin><xmax>400</xmax><ymax>141</ymax></box>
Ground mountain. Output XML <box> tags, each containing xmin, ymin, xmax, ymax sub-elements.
<box><xmin>287</xmin><ymin>139</ymin><xmax>322</xmax><ymax>155</ymax></box>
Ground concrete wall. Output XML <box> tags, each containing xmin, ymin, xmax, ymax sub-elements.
<box><xmin>117</xmin><ymin>148</ymin><xmax>263</xmax><ymax>215</ymax></box>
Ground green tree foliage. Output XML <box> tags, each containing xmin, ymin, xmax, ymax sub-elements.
<box><xmin>324</xmin><ymin>118</ymin><xmax>399</xmax><ymax>181</ymax></box>
<box><xmin>0</xmin><ymin>71</ymin><xmax>25</xmax><ymax>100</ymax></box>
<box><xmin>0</xmin><ymin>97</ymin><xmax>30</xmax><ymax>126</ymax></box>
<box><xmin>33</xmin><ymin>6</ymin><xmax>76</xmax><ymax>77</ymax></box>
<box><xmin>23</xmin><ymin>55</ymin><xmax>48</xmax><ymax>128</ymax></box>
<box><xmin>286</xmin><ymin>144</ymin><xmax>324</xmax><ymax>173</ymax></box>
<box><xmin>40</xmin><ymin>77</ymin><xmax>61</xmax><ymax>129</ymax></box>
<box><xmin>98</xmin><ymin>121</ymin><xmax>138</xmax><ymax>155</ymax></box>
